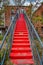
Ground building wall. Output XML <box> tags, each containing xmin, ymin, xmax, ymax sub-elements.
<box><xmin>34</xmin><ymin>5</ymin><xmax>43</xmax><ymax>17</ymax></box>
<box><xmin>33</xmin><ymin>4</ymin><xmax>43</xmax><ymax>37</ymax></box>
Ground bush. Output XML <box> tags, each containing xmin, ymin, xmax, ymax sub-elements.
<box><xmin>0</xmin><ymin>20</ymin><xmax>4</xmax><ymax>26</ymax></box>
<box><xmin>0</xmin><ymin>49</ymin><xmax>5</xmax><ymax>62</ymax></box>
<box><xmin>41</xmin><ymin>18</ymin><xmax>43</xmax><ymax>24</ymax></box>
<box><xmin>33</xmin><ymin>16</ymin><xmax>43</xmax><ymax>23</ymax></box>
<box><xmin>36</xmin><ymin>42</ymin><xmax>42</xmax><ymax>57</ymax></box>
<box><xmin>0</xmin><ymin>34</ymin><xmax>3</xmax><ymax>40</ymax></box>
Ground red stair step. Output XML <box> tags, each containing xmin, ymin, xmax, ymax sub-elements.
<box><xmin>14</xmin><ymin>32</ymin><xmax>28</xmax><ymax>34</ymax></box>
<box><xmin>11</xmin><ymin>47</ymin><xmax>32</xmax><ymax>51</ymax></box>
<box><xmin>13</xmin><ymin>37</ymin><xmax>29</xmax><ymax>38</ymax></box>
<box><xmin>14</xmin><ymin>35</ymin><xmax>28</xmax><ymax>37</ymax></box>
<box><xmin>13</xmin><ymin>37</ymin><xmax>29</xmax><ymax>40</ymax></box>
<box><xmin>10</xmin><ymin>52</ymin><xmax>33</xmax><ymax>59</ymax></box>
<box><xmin>13</xmin><ymin>35</ymin><xmax>28</xmax><ymax>37</ymax></box>
<box><xmin>12</xmin><ymin>44</ymin><xmax>30</xmax><ymax>47</ymax></box>
<box><xmin>15</xmin><ymin>30</ymin><xmax>27</xmax><ymax>32</ymax></box>
<box><xmin>14</xmin><ymin>33</ymin><xmax>28</xmax><ymax>35</ymax></box>
<box><xmin>12</xmin><ymin>43</ymin><xmax>30</xmax><ymax>45</ymax></box>
<box><xmin>11</xmin><ymin>48</ymin><xmax>32</xmax><ymax>53</ymax></box>
<box><xmin>13</xmin><ymin>40</ymin><xmax>30</xmax><ymax>43</ymax></box>
<box><xmin>11</xmin><ymin>59</ymin><xmax>34</xmax><ymax>64</ymax></box>
<box><xmin>12</xmin><ymin>45</ymin><xmax>30</xmax><ymax>48</ymax></box>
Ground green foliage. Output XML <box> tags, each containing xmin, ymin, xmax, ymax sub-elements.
<box><xmin>41</xmin><ymin>18</ymin><xmax>43</xmax><ymax>24</ymax></box>
<box><xmin>0</xmin><ymin>49</ymin><xmax>5</xmax><ymax>62</ymax></box>
<box><xmin>36</xmin><ymin>43</ymin><xmax>42</xmax><ymax>57</ymax></box>
<box><xmin>4</xmin><ymin>59</ymin><xmax>13</xmax><ymax>65</ymax></box>
<box><xmin>41</xmin><ymin>2</ymin><xmax>43</xmax><ymax>4</ymax></box>
<box><xmin>6</xmin><ymin>34</ymin><xmax>10</xmax><ymax>42</ymax></box>
<box><xmin>6</xmin><ymin>36</ymin><xmax>9</xmax><ymax>42</ymax></box>
<box><xmin>33</xmin><ymin>16</ymin><xmax>43</xmax><ymax>23</ymax></box>
<box><xmin>0</xmin><ymin>34</ymin><xmax>3</xmax><ymax>40</ymax></box>
<box><xmin>0</xmin><ymin>9</ymin><xmax>4</xmax><ymax>15</ymax></box>
<box><xmin>0</xmin><ymin>48</ymin><xmax>13</xmax><ymax>65</ymax></box>
<box><xmin>0</xmin><ymin>20</ymin><xmax>4</xmax><ymax>26</ymax></box>
<box><xmin>0</xmin><ymin>0</ymin><xmax>1</xmax><ymax>2</ymax></box>
<box><xmin>0</xmin><ymin>9</ymin><xmax>4</xmax><ymax>26</ymax></box>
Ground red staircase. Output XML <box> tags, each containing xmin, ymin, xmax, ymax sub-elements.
<box><xmin>10</xmin><ymin>14</ymin><xmax>34</xmax><ymax>64</ymax></box>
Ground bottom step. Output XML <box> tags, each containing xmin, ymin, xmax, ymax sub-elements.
<box><xmin>11</xmin><ymin>59</ymin><xmax>34</xmax><ymax>64</ymax></box>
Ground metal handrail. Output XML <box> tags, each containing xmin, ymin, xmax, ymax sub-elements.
<box><xmin>0</xmin><ymin>13</ymin><xmax>18</xmax><ymax>50</ymax></box>
<box><xmin>0</xmin><ymin>13</ymin><xmax>18</xmax><ymax>65</ymax></box>
<box><xmin>24</xmin><ymin>11</ymin><xmax>43</xmax><ymax>48</ymax></box>
<box><xmin>0</xmin><ymin>22</ymin><xmax>12</xmax><ymax>49</ymax></box>
<box><xmin>23</xmin><ymin>11</ymin><xmax>43</xmax><ymax>65</ymax></box>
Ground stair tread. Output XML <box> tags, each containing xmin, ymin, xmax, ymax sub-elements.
<box><xmin>11</xmin><ymin>47</ymin><xmax>31</xmax><ymax>50</ymax></box>
<box><xmin>13</xmin><ymin>40</ymin><xmax>30</xmax><ymax>43</ymax></box>
<box><xmin>14</xmin><ymin>34</ymin><xmax>28</xmax><ymax>35</ymax></box>
<box><xmin>13</xmin><ymin>39</ymin><xmax>30</xmax><ymax>41</ymax></box>
<box><xmin>11</xmin><ymin>59</ymin><xmax>34</xmax><ymax>64</ymax></box>
<box><xmin>12</xmin><ymin>43</ymin><xmax>30</xmax><ymax>45</ymax></box>
<box><xmin>10</xmin><ymin>52</ymin><xmax>33</xmax><ymax>59</ymax></box>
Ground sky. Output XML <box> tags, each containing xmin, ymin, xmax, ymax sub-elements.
<box><xmin>10</xmin><ymin>0</ymin><xmax>43</xmax><ymax>6</ymax></box>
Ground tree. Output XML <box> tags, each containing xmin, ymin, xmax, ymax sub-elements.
<box><xmin>14</xmin><ymin>0</ymin><xmax>25</xmax><ymax>6</ymax></box>
<box><xmin>0</xmin><ymin>0</ymin><xmax>1</xmax><ymax>3</ymax></box>
<box><xmin>3</xmin><ymin>0</ymin><xmax>9</xmax><ymax>6</ymax></box>
<box><xmin>30</xmin><ymin>0</ymin><xmax>41</xmax><ymax>20</ymax></box>
<box><xmin>41</xmin><ymin>2</ymin><xmax>43</xmax><ymax>4</ymax></box>
<box><xmin>0</xmin><ymin>0</ymin><xmax>10</xmax><ymax>26</ymax></box>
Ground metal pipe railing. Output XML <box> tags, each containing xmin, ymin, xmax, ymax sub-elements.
<box><xmin>0</xmin><ymin>13</ymin><xmax>18</xmax><ymax>50</ymax></box>
<box><xmin>0</xmin><ymin>13</ymin><xmax>18</xmax><ymax>65</ymax></box>
<box><xmin>24</xmin><ymin>11</ymin><xmax>43</xmax><ymax>48</ymax></box>
<box><xmin>23</xmin><ymin>10</ymin><xmax>43</xmax><ymax>65</ymax></box>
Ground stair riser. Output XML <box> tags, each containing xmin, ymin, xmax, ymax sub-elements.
<box><xmin>12</xmin><ymin>45</ymin><xmax>30</xmax><ymax>47</ymax></box>
<box><xmin>10</xmin><ymin>56</ymin><xmax>33</xmax><ymax>59</ymax></box>
<box><xmin>13</xmin><ymin>41</ymin><xmax>30</xmax><ymax>43</ymax></box>
<box><xmin>11</xmin><ymin>50</ymin><xmax>31</xmax><ymax>53</ymax></box>
<box><xmin>14</xmin><ymin>32</ymin><xmax>28</xmax><ymax>34</ymax></box>
<box><xmin>13</xmin><ymin>38</ymin><xmax>29</xmax><ymax>40</ymax></box>
<box><xmin>15</xmin><ymin>30</ymin><xmax>28</xmax><ymax>32</ymax></box>
<box><xmin>14</xmin><ymin>35</ymin><xmax>28</xmax><ymax>37</ymax></box>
